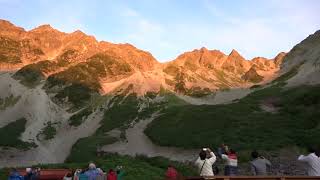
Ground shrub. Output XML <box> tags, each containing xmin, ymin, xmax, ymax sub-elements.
<box><xmin>0</xmin><ymin>118</ymin><xmax>36</xmax><ymax>149</ymax></box>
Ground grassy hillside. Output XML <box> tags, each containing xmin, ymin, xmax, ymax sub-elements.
<box><xmin>0</xmin><ymin>118</ymin><xmax>36</xmax><ymax>149</ymax></box>
<box><xmin>46</xmin><ymin>53</ymin><xmax>133</xmax><ymax>91</ymax></box>
<box><xmin>145</xmin><ymin>84</ymin><xmax>320</xmax><ymax>150</ymax></box>
<box><xmin>64</xmin><ymin>92</ymin><xmax>197</xmax><ymax>178</ymax></box>
<box><xmin>66</xmin><ymin>93</ymin><xmax>157</xmax><ymax>162</ymax></box>
<box><xmin>13</xmin><ymin>61</ymin><xmax>48</xmax><ymax>87</ymax></box>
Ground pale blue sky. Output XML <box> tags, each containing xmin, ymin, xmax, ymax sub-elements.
<box><xmin>1</xmin><ymin>0</ymin><xmax>320</xmax><ymax>62</ymax></box>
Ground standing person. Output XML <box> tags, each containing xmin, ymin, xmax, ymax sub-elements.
<box><xmin>78</xmin><ymin>169</ymin><xmax>89</xmax><ymax>180</ymax></box>
<box><xmin>24</xmin><ymin>168</ymin><xmax>33</xmax><ymax>180</ymax></box>
<box><xmin>195</xmin><ymin>148</ymin><xmax>217</xmax><ymax>176</ymax></box>
<box><xmin>85</xmin><ymin>163</ymin><xmax>100</xmax><ymax>180</ymax></box>
<box><xmin>74</xmin><ymin>169</ymin><xmax>82</xmax><ymax>180</ymax></box>
<box><xmin>96</xmin><ymin>168</ymin><xmax>105</xmax><ymax>180</ymax></box>
<box><xmin>32</xmin><ymin>168</ymin><xmax>40</xmax><ymax>180</ymax></box>
<box><xmin>165</xmin><ymin>165</ymin><xmax>178</xmax><ymax>180</ymax></box>
<box><xmin>106</xmin><ymin>169</ymin><xmax>117</xmax><ymax>180</ymax></box>
<box><xmin>298</xmin><ymin>147</ymin><xmax>320</xmax><ymax>176</ymax></box>
<box><xmin>221</xmin><ymin>149</ymin><xmax>238</xmax><ymax>176</ymax></box>
<box><xmin>250</xmin><ymin>151</ymin><xmax>271</xmax><ymax>176</ymax></box>
<box><xmin>8</xmin><ymin>168</ymin><xmax>23</xmax><ymax>180</ymax></box>
<box><xmin>218</xmin><ymin>144</ymin><xmax>229</xmax><ymax>158</ymax></box>
<box><xmin>116</xmin><ymin>166</ymin><xmax>125</xmax><ymax>180</ymax></box>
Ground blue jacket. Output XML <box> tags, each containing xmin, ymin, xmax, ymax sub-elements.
<box><xmin>84</xmin><ymin>169</ymin><xmax>100</xmax><ymax>180</ymax></box>
<box><xmin>8</xmin><ymin>171</ymin><xmax>24</xmax><ymax>180</ymax></box>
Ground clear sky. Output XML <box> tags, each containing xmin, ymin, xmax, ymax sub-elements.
<box><xmin>1</xmin><ymin>0</ymin><xmax>320</xmax><ymax>62</ymax></box>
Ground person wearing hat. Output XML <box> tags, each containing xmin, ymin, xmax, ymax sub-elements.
<box><xmin>84</xmin><ymin>163</ymin><xmax>100</xmax><ymax>180</ymax></box>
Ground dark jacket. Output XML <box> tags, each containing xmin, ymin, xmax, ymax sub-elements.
<box><xmin>8</xmin><ymin>171</ymin><xmax>23</xmax><ymax>180</ymax></box>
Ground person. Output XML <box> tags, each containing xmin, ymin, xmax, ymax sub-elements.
<box><xmin>298</xmin><ymin>147</ymin><xmax>320</xmax><ymax>176</ymax></box>
<box><xmin>217</xmin><ymin>144</ymin><xmax>229</xmax><ymax>158</ymax></box>
<box><xmin>165</xmin><ymin>165</ymin><xmax>178</xmax><ymax>180</ymax></box>
<box><xmin>74</xmin><ymin>169</ymin><xmax>82</xmax><ymax>180</ymax></box>
<box><xmin>106</xmin><ymin>169</ymin><xmax>117</xmax><ymax>180</ymax></box>
<box><xmin>195</xmin><ymin>148</ymin><xmax>217</xmax><ymax>176</ymax></box>
<box><xmin>116</xmin><ymin>166</ymin><xmax>125</xmax><ymax>180</ymax></box>
<box><xmin>32</xmin><ymin>168</ymin><xmax>40</xmax><ymax>180</ymax></box>
<box><xmin>78</xmin><ymin>169</ymin><xmax>89</xmax><ymax>180</ymax></box>
<box><xmin>221</xmin><ymin>149</ymin><xmax>238</xmax><ymax>176</ymax></box>
<box><xmin>96</xmin><ymin>168</ymin><xmax>105</xmax><ymax>180</ymax></box>
<box><xmin>250</xmin><ymin>151</ymin><xmax>271</xmax><ymax>176</ymax></box>
<box><xmin>85</xmin><ymin>163</ymin><xmax>100</xmax><ymax>180</ymax></box>
<box><xmin>63</xmin><ymin>172</ymin><xmax>73</xmax><ymax>180</ymax></box>
<box><xmin>24</xmin><ymin>168</ymin><xmax>33</xmax><ymax>180</ymax></box>
<box><xmin>8</xmin><ymin>168</ymin><xmax>23</xmax><ymax>180</ymax></box>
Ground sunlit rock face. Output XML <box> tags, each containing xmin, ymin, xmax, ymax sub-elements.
<box><xmin>0</xmin><ymin>19</ymin><xmax>288</xmax><ymax>96</ymax></box>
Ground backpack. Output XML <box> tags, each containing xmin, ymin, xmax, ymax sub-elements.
<box><xmin>212</xmin><ymin>166</ymin><xmax>219</xmax><ymax>175</ymax></box>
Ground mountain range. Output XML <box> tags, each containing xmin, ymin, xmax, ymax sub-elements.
<box><xmin>0</xmin><ymin>19</ymin><xmax>320</xmax><ymax>173</ymax></box>
<box><xmin>0</xmin><ymin>19</ymin><xmax>287</xmax><ymax>96</ymax></box>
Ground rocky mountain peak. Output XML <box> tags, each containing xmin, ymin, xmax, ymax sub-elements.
<box><xmin>227</xmin><ymin>49</ymin><xmax>246</xmax><ymax>64</ymax></box>
<box><xmin>0</xmin><ymin>19</ymin><xmax>22</xmax><ymax>30</ymax></box>
<box><xmin>70</xmin><ymin>30</ymin><xmax>88</xmax><ymax>37</ymax></box>
<box><xmin>229</xmin><ymin>49</ymin><xmax>241</xmax><ymax>57</ymax></box>
<box><xmin>274</xmin><ymin>52</ymin><xmax>286</xmax><ymax>66</ymax></box>
<box><xmin>199</xmin><ymin>47</ymin><xmax>208</xmax><ymax>52</ymax></box>
<box><xmin>0</xmin><ymin>19</ymin><xmax>25</xmax><ymax>38</ymax></box>
<box><xmin>31</xmin><ymin>24</ymin><xmax>56</xmax><ymax>32</ymax></box>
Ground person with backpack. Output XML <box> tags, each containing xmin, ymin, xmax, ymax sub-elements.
<box><xmin>195</xmin><ymin>148</ymin><xmax>217</xmax><ymax>176</ymax></box>
<box><xmin>250</xmin><ymin>151</ymin><xmax>271</xmax><ymax>176</ymax></box>
<box><xmin>298</xmin><ymin>147</ymin><xmax>320</xmax><ymax>176</ymax></box>
<box><xmin>8</xmin><ymin>168</ymin><xmax>23</xmax><ymax>180</ymax></box>
<box><xmin>221</xmin><ymin>149</ymin><xmax>238</xmax><ymax>176</ymax></box>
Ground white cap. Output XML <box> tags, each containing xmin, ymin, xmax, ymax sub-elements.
<box><xmin>89</xmin><ymin>163</ymin><xmax>96</xmax><ymax>169</ymax></box>
<box><xmin>26</xmin><ymin>168</ymin><xmax>32</xmax><ymax>173</ymax></box>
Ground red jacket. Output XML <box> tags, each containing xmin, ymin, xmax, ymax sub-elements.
<box><xmin>107</xmin><ymin>170</ymin><xmax>117</xmax><ymax>180</ymax></box>
<box><xmin>165</xmin><ymin>167</ymin><xmax>178</xmax><ymax>180</ymax></box>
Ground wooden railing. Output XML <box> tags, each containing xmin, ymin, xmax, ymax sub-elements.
<box><xmin>185</xmin><ymin>176</ymin><xmax>320</xmax><ymax>180</ymax></box>
<box><xmin>17</xmin><ymin>169</ymin><xmax>70</xmax><ymax>180</ymax></box>
<box><xmin>15</xmin><ymin>169</ymin><xmax>320</xmax><ymax>180</ymax></box>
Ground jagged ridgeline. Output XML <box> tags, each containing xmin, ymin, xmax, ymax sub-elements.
<box><xmin>0</xmin><ymin>19</ymin><xmax>320</xmax><ymax>176</ymax></box>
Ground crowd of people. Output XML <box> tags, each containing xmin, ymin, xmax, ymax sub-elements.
<box><xmin>8</xmin><ymin>167</ymin><xmax>40</xmax><ymax>180</ymax></box>
<box><xmin>7</xmin><ymin>145</ymin><xmax>320</xmax><ymax>180</ymax></box>
<box><xmin>194</xmin><ymin>144</ymin><xmax>320</xmax><ymax>177</ymax></box>
<box><xmin>70</xmin><ymin>163</ymin><xmax>125</xmax><ymax>180</ymax></box>
<box><xmin>7</xmin><ymin>163</ymin><xmax>125</xmax><ymax>180</ymax></box>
